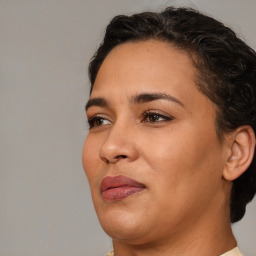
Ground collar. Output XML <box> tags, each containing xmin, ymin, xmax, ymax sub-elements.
<box><xmin>106</xmin><ymin>247</ymin><xmax>243</xmax><ymax>256</ymax></box>
<box><xmin>220</xmin><ymin>247</ymin><xmax>243</xmax><ymax>256</ymax></box>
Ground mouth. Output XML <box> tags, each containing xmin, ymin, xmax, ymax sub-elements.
<box><xmin>100</xmin><ymin>175</ymin><xmax>146</xmax><ymax>202</ymax></box>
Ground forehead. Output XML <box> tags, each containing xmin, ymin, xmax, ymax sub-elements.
<box><xmin>91</xmin><ymin>40</ymin><xmax>197</xmax><ymax>99</ymax></box>
<box><xmin>92</xmin><ymin>41</ymin><xmax>200</xmax><ymax>110</ymax></box>
<box><xmin>90</xmin><ymin>40</ymin><xmax>216</xmax><ymax>116</ymax></box>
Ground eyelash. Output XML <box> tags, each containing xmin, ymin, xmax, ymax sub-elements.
<box><xmin>87</xmin><ymin>116</ymin><xmax>111</xmax><ymax>129</ymax></box>
<box><xmin>142</xmin><ymin>111</ymin><xmax>173</xmax><ymax>123</ymax></box>
<box><xmin>87</xmin><ymin>111</ymin><xmax>173</xmax><ymax>130</ymax></box>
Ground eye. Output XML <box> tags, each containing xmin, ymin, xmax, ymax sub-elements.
<box><xmin>142</xmin><ymin>111</ymin><xmax>173</xmax><ymax>123</ymax></box>
<box><xmin>87</xmin><ymin>116</ymin><xmax>111</xmax><ymax>129</ymax></box>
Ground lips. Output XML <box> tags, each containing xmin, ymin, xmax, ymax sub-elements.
<box><xmin>100</xmin><ymin>175</ymin><xmax>146</xmax><ymax>202</ymax></box>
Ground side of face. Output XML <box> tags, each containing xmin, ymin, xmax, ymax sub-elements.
<box><xmin>82</xmin><ymin>40</ymin><xmax>231</xmax><ymax>245</ymax></box>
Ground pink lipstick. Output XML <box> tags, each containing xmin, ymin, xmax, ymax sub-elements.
<box><xmin>100</xmin><ymin>175</ymin><xmax>146</xmax><ymax>202</ymax></box>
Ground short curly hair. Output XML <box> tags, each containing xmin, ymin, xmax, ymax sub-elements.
<box><xmin>88</xmin><ymin>7</ymin><xmax>256</xmax><ymax>223</ymax></box>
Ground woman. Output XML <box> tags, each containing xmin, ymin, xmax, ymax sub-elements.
<box><xmin>82</xmin><ymin>7</ymin><xmax>256</xmax><ymax>256</ymax></box>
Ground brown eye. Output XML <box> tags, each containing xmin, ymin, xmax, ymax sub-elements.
<box><xmin>148</xmin><ymin>113</ymin><xmax>163</xmax><ymax>122</ymax></box>
<box><xmin>87</xmin><ymin>116</ymin><xmax>111</xmax><ymax>129</ymax></box>
<box><xmin>142</xmin><ymin>111</ymin><xmax>173</xmax><ymax>123</ymax></box>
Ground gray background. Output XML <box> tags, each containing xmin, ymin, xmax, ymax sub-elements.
<box><xmin>0</xmin><ymin>0</ymin><xmax>255</xmax><ymax>255</ymax></box>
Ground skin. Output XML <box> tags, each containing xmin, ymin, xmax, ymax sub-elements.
<box><xmin>82</xmin><ymin>40</ymin><xmax>238</xmax><ymax>256</ymax></box>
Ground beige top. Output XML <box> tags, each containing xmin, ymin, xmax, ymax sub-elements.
<box><xmin>106</xmin><ymin>247</ymin><xmax>243</xmax><ymax>256</ymax></box>
<box><xmin>106</xmin><ymin>250</ymin><xmax>114</xmax><ymax>256</ymax></box>
<box><xmin>221</xmin><ymin>247</ymin><xmax>243</xmax><ymax>256</ymax></box>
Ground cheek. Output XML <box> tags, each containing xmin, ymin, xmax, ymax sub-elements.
<box><xmin>139</xmin><ymin>128</ymin><xmax>224</xmax><ymax>230</ymax></box>
<box><xmin>143</xmin><ymin>123</ymin><xmax>223</xmax><ymax>195</ymax></box>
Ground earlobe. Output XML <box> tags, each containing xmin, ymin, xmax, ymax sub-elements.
<box><xmin>223</xmin><ymin>126</ymin><xmax>255</xmax><ymax>181</ymax></box>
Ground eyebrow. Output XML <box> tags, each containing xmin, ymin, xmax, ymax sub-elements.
<box><xmin>85</xmin><ymin>92</ymin><xmax>184</xmax><ymax>111</ymax></box>
<box><xmin>85</xmin><ymin>97</ymin><xmax>108</xmax><ymax>110</ymax></box>
<box><xmin>130</xmin><ymin>92</ymin><xmax>184</xmax><ymax>106</ymax></box>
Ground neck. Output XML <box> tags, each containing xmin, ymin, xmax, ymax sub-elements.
<box><xmin>112</xmin><ymin>207</ymin><xmax>236</xmax><ymax>256</ymax></box>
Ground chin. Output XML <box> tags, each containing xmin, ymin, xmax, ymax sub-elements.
<box><xmin>95</xmin><ymin>200</ymin><xmax>152</xmax><ymax>243</ymax></box>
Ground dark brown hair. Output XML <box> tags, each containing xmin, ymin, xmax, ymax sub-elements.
<box><xmin>88</xmin><ymin>7</ymin><xmax>256</xmax><ymax>223</ymax></box>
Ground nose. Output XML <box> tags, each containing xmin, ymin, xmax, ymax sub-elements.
<box><xmin>99</xmin><ymin>121</ymin><xmax>139</xmax><ymax>164</ymax></box>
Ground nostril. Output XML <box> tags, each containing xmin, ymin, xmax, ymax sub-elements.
<box><xmin>117</xmin><ymin>155</ymin><xmax>127</xmax><ymax>159</ymax></box>
<box><xmin>103</xmin><ymin>155</ymin><xmax>127</xmax><ymax>164</ymax></box>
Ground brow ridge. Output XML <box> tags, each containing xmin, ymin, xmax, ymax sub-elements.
<box><xmin>85</xmin><ymin>92</ymin><xmax>184</xmax><ymax>111</ymax></box>
<box><xmin>85</xmin><ymin>97</ymin><xmax>108</xmax><ymax>111</ymax></box>
<box><xmin>130</xmin><ymin>92</ymin><xmax>184</xmax><ymax>106</ymax></box>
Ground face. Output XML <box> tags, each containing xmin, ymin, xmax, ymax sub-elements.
<box><xmin>83</xmin><ymin>40</ymin><xmax>228</xmax><ymax>245</ymax></box>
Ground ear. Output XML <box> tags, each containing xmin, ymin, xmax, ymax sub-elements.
<box><xmin>223</xmin><ymin>126</ymin><xmax>255</xmax><ymax>181</ymax></box>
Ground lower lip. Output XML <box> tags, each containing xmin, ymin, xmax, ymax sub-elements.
<box><xmin>102</xmin><ymin>186</ymin><xmax>145</xmax><ymax>202</ymax></box>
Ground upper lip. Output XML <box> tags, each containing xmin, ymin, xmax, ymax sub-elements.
<box><xmin>100</xmin><ymin>175</ymin><xmax>146</xmax><ymax>193</ymax></box>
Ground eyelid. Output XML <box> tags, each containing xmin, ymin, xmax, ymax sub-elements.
<box><xmin>86</xmin><ymin>111</ymin><xmax>111</xmax><ymax>121</ymax></box>
<box><xmin>142</xmin><ymin>110</ymin><xmax>174</xmax><ymax>121</ymax></box>
<box><xmin>87</xmin><ymin>114</ymin><xmax>112</xmax><ymax>129</ymax></box>
<box><xmin>145</xmin><ymin>109</ymin><xmax>173</xmax><ymax>116</ymax></box>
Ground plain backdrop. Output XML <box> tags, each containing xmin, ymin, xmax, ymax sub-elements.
<box><xmin>0</xmin><ymin>0</ymin><xmax>255</xmax><ymax>255</ymax></box>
